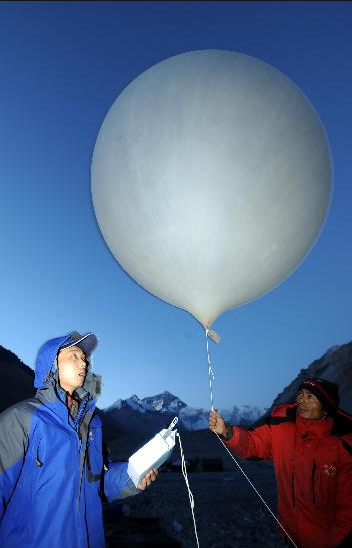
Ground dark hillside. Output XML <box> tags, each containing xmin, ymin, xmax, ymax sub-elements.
<box><xmin>0</xmin><ymin>345</ymin><xmax>125</xmax><ymax>442</ymax></box>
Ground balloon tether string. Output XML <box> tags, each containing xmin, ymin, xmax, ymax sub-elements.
<box><xmin>205</xmin><ymin>329</ymin><xmax>297</xmax><ymax>548</ymax></box>
<box><xmin>177</xmin><ymin>432</ymin><xmax>200</xmax><ymax>548</ymax></box>
<box><xmin>214</xmin><ymin>433</ymin><xmax>297</xmax><ymax>547</ymax></box>
<box><xmin>205</xmin><ymin>329</ymin><xmax>215</xmax><ymax>411</ymax></box>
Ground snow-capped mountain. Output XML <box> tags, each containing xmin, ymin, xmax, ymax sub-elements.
<box><xmin>104</xmin><ymin>340</ymin><xmax>352</xmax><ymax>433</ymax></box>
<box><xmin>107</xmin><ymin>391</ymin><xmax>187</xmax><ymax>414</ymax></box>
<box><xmin>104</xmin><ymin>390</ymin><xmax>264</xmax><ymax>431</ymax></box>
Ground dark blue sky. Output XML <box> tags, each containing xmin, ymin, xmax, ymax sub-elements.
<box><xmin>0</xmin><ymin>1</ymin><xmax>351</xmax><ymax>410</ymax></box>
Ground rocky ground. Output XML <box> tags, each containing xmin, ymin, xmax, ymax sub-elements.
<box><xmin>103</xmin><ymin>460</ymin><xmax>288</xmax><ymax>548</ymax></box>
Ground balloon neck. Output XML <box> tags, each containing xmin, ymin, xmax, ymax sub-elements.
<box><xmin>205</xmin><ymin>329</ymin><xmax>221</xmax><ymax>344</ymax></box>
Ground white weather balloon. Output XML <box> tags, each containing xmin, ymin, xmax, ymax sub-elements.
<box><xmin>91</xmin><ymin>50</ymin><xmax>332</xmax><ymax>329</ymax></box>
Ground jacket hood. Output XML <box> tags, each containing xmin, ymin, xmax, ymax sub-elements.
<box><xmin>34</xmin><ymin>332</ymin><xmax>99</xmax><ymax>391</ymax></box>
<box><xmin>35</xmin><ymin>334</ymin><xmax>73</xmax><ymax>388</ymax></box>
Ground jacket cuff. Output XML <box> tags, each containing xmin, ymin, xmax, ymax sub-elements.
<box><xmin>119</xmin><ymin>478</ymin><xmax>140</xmax><ymax>499</ymax></box>
<box><xmin>220</xmin><ymin>423</ymin><xmax>233</xmax><ymax>441</ymax></box>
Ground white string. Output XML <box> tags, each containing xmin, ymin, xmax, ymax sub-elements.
<box><xmin>214</xmin><ymin>432</ymin><xmax>298</xmax><ymax>548</ymax></box>
<box><xmin>205</xmin><ymin>329</ymin><xmax>215</xmax><ymax>412</ymax></box>
<box><xmin>205</xmin><ymin>332</ymin><xmax>297</xmax><ymax>548</ymax></box>
<box><xmin>177</xmin><ymin>432</ymin><xmax>200</xmax><ymax>548</ymax></box>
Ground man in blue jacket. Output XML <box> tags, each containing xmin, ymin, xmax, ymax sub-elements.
<box><xmin>0</xmin><ymin>331</ymin><xmax>158</xmax><ymax>548</ymax></box>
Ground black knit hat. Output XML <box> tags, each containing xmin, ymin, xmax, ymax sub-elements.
<box><xmin>298</xmin><ymin>378</ymin><xmax>339</xmax><ymax>415</ymax></box>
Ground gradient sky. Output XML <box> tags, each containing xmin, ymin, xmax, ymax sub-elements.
<box><xmin>0</xmin><ymin>1</ymin><xmax>351</xmax><ymax>411</ymax></box>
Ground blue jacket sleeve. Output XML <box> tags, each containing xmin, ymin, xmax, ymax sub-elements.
<box><xmin>0</xmin><ymin>404</ymin><xmax>30</xmax><ymax>522</ymax></box>
<box><xmin>104</xmin><ymin>461</ymin><xmax>140</xmax><ymax>502</ymax></box>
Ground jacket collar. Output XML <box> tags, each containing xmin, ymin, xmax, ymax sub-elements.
<box><xmin>296</xmin><ymin>412</ymin><xmax>333</xmax><ymax>438</ymax></box>
<box><xmin>35</xmin><ymin>373</ymin><xmax>97</xmax><ymax>429</ymax></box>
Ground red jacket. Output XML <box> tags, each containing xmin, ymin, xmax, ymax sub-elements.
<box><xmin>225</xmin><ymin>403</ymin><xmax>352</xmax><ymax>548</ymax></box>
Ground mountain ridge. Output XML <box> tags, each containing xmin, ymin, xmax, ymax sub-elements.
<box><xmin>1</xmin><ymin>340</ymin><xmax>351</xmax><ymax>442</ymax></box>
<box><xmin>104</xmin><ymin>390</ymin><xmax>264</xmax><ymax>432</ymax></box>
<box><xmin>271</xmin><ymin>341</ymin><xmax>352</xmax><ymax>414</ymax></box>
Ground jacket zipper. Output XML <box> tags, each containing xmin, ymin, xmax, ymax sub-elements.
<box><xmin>75</xmin><ymin>395</ymin><xmax>90</xmax><ymax>499</ymax></box>
<box><xmin>311</xmin><ymin>462</ymin><xmax>317</xmax><ymax>504</ymax></box>
<box><xmin>291</xmin><ymin>466</ymin><xmax>295</xmax><ymax>507</ymax></box>
<box><xmin>76</xmin><ymin>399</ymin><xmax>94</xmax><ymax>510</ymax></box>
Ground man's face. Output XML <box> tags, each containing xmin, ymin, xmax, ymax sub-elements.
<box><xmin>57</xmin><ymin>345</ymin><xmax>88</xmax><ymax>395</ymax></box>
<box><xmin>296</xmin><ymin>388</ymin><xmax>326</xmax><ymax>420</ymax></box>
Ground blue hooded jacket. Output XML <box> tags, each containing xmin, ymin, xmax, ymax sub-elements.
<box><xmin>0</xmin><ymin>332</ymin><xmax>138</xmax><ymax>548</ymax></box>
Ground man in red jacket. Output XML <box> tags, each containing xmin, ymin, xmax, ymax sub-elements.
<box><xmin>209</xmin><ymin>378</ymin><xmax>352</xmax><ymax>548</ymax></box>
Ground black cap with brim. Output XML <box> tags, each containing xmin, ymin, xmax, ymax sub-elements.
<box><xmin>60</xmin><ymin>331</ymin><xmax>98</xmax><ymax>357</ymax></box>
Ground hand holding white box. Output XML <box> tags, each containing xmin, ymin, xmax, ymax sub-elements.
<box><xmin>127</xmin><ymin>417</ymin><xmax>178</xmax><ymax>487</ymax></box>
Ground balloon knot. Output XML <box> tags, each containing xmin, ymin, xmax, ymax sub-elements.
<box><xmin>206</xmin><ymin>329</ymin><xmax>221</xmax><ymax>343</ymax></box>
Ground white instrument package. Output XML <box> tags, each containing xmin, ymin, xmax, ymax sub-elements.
<box><xmin>127</xmin><ymin>417</ymin><xmax>178</xmax><ymax>487</ymax></box>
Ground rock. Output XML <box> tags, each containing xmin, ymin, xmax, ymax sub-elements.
<box><xmin>172</xmin><ymin>519</ymin><xmax>183</xmax><ymax>532</ymax></box>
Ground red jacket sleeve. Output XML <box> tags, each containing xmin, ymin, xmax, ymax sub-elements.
<box><xmin>326</xmin><ymin>440</ymin><xmax>352</xmax><ymax>548</ymax></box>
<box><xmin>224</xmin><ymin>423</ymin><xmax>273</xmax><ymax>461</ymax></box>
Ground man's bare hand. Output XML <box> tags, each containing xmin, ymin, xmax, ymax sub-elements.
<box><xmin>137</xmin><ymin>468</ymin><xmax>158</xmax><ymax>490</ymax></box>
<box><xmin>209</xmin><ymin>410</ymin><xmax>226</xmax><ymax>436</ymax></box>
